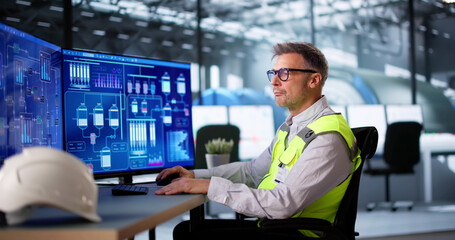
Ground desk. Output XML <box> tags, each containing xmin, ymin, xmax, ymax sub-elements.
<box><xmin>0</xmin><ymin>184</ymin><xmax>206</xmax><ymax>240</ymax></box>
<box><xmin>421</xmin><ymin>133</ymin><xmax>455</xmax><ymax>203</ymax></box>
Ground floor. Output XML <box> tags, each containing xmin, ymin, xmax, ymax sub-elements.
<box><xmin>135</xmin><ymin>201</ymin><xmax>455</xmax><ymax>240</ymax></box>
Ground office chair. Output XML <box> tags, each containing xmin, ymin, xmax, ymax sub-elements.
<box><xmin>258</xmin><ymin>127</ymin><xmax>378</xmax><ymax>240</ymax></box>
<box><xmin>194</xmin><ymin>124</ymin><xmax>240</xmax><ymax>218</ymax></box>
<box><xmin>194</xmin><ymin>124</ymin><xmax>240</xmax><ymax>169</ymax></box>
<box><xmin>364</xmin><ymin>121</ymin><xmax>423</xmax><ymax>211</ymax></box>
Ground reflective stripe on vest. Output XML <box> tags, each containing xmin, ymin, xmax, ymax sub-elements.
<box><xmin>257</xmin><ymin>113</ymin><xmax>361</xmax><ymax>237</ymax></box>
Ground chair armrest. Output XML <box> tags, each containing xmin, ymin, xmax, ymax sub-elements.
<box><xmin>259</xmin><ymin>217</ymin><xmax>332</xmax><ymax>232</ymax></box>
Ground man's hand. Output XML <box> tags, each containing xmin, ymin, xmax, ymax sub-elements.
<box><xmin>155</xmin><ymin>178</ymin><xmax>210</xmax><ymax>195</ymax></box>
<box><xmin>156</xmin><ymin>166</ymin><xmax>195</xmax><ymax>182</ymax></box>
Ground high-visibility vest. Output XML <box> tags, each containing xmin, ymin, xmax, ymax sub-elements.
<box><xmin>257</xmin><ymin>113</ymin><xmax>361</xmax><ymax>237</ymax></box>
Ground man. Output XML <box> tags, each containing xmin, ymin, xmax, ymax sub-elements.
<box><xmin>155</xmin><ymin>42</ymin><xmax>359</xmax><ymax>239</ymax></box>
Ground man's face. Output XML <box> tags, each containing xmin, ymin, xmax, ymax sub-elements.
<box><xmin>270</xmin><ymin>53</ymin><xmax>312</xmax><ymax>115</ymax></box>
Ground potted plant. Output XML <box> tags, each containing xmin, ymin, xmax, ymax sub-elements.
<box><xmin>204</xmin><ymin>138</ymin><xmax>234</xmax><ymax>168</ymax></box>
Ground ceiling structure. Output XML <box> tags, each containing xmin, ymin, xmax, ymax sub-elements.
<box><xmin>1</xmin><ymin>0</ymin><xmax>454</xmax><ymax>78</ymax></box>
<box><xmin>1</xmin><ymin>0</ymin><xmax>455</xmax><ymax>105</ymax></box>
<box><xmin>2</xmin><ymin>0</ymin><xmax>454</xmax><ymax>53</ymax></box>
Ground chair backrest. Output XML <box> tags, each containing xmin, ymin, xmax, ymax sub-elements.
<box><xmin>195</xmin><ymin>124</ymin><xmax>240</xmax><ymax>169</ymax></box>
<box><xmin>383</xmin><ymin>121</ymin><xmax>422</xmax><ymax>171</ymax></box>
<box><xmin>334</xmin><ymin>127</ymin><xmax>378</xmax><ymax>238</ymax></box>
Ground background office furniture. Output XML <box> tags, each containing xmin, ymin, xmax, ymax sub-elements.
<box><xmin>228</xmin><ymin>105</ymin><xmax>275</xmax><ymax>161</ymax></box>
<box><xmin>420</xmin><ymin>133</ymin><xmax>455</xmax><ymax>202</ymax></box>
<box><xmin>191</xmin><ymin>105</ymin><xmax>229</xmax><ymax>139</ymax></box>
<box><xmin>194</xmin><ymin>124</ymin><xmax>240</xmax><ymax>169</ymax></box>
<box><xmin>347</xmin><ymin>105</ymin><xmax>387</xmax><ymax>155</ymax></box>
<box><xmin>0</xmin><ymin>184</ymin><xmax>206</xmax><ymax>240</ymax></box>
<box><xmin>194</xmin><ymin>124</ymin><xmax>240</xmax><ymax>217</ymax></box>
<box><xmin>364</xmin><ymin>121</ymin><xmax>423</xmax><ymax>211</ymax></box>
<box><xmin>258</xmin><ymin>126</ymin><xmax>378</xmax><ymax>240</ymax></box>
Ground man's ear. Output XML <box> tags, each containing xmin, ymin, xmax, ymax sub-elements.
<box><xmin>308</xmin><ymin>73</ymin><xmax>322</xmax><ymax>89</ymax></box>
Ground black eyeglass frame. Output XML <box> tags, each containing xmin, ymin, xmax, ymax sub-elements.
<box><xmin>267</xmin><ymin>68</ymin><xmax>317</xmax><ymax>82</ymax></box>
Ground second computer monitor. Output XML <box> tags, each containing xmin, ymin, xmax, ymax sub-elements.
<box><xmin>0</xmin><ymin>22</ymin><xmax>62</xmax><ymax>166</ymax></box>
<box><xmin>62</xmin><ymin>49</ymin><xmax>194</xmax><ymax>179</ymax></box>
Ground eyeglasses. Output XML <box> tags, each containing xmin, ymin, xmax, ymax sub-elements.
<box><xmin>267</xmin><ymin>68</ymin><xmax>317</xmax><ymax>82</ymax></box>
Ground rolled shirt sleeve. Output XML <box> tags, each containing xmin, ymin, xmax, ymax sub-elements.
<box><xmin>206</xmin><ymin>133</ymin><xmax>353</xmax><ymax>219</ymax></box>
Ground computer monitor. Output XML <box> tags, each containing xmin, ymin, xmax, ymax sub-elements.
<box><xmin>228</xmin><ymin>105</ymin><xmax>275</xmax><ymax>160</ymax></box>
<box><xmin>347</xmin><ymin>104</ymin><xmax>387</xmax><ymax>154</ymax></box>
<box><xmin>0</xmin><ymin>23</ymin><xmax>62</xmax><ymax>167</ymax></box>
<box><xmin>385</xmin><ymin>104</ymin><xmax>423</xmax><ymax>125</ymax></box>
<box><xmin>191</xmin><ymin>105</ymin><xmax>228</xmax><ymax>138</ymax></box>
<box><xmin>62</xmin><ymin>49</ymin><xmax>194</xmax><ymax>183</ymax></box>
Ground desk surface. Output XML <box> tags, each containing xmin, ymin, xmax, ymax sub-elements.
<box><xmin>0</xmin><ymin>184</ymin><xmax>206</xmax><ymax>240</ymax></box>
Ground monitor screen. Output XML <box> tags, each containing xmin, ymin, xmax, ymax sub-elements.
<box><xmin>228</xmin><ymin>105</ymin><xmax>275</xmax><ymax>160</ymax></box>
<box><xmin>191</xmin><ymin>105</ymin><xmax>228</xmax><ymax>138</ymax></box>
<box><xmin>62</xmin><ymin>49</ymin><xmax>194</xmax><ymax>180</ymax></box>
<box><xmin>347</xmin><ymin>105</ymin><xmax>387</xmax><ymax>154</ymax></box>
<box><xmin>386</xmin><ymin>104</ymin><xmax>423</xmax><ymax>125</ymax></box>
<box><xmin>0</xmin><ymin>23</ymin><xmax>62</xmax><ymax>166</ymax></box>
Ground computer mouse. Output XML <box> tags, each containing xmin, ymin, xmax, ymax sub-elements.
<box><xmin>156</xmin><ymin>173</ymin><xmax>180</xmax><ymax>186</ymax></box>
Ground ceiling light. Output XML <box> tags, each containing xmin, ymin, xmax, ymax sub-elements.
<box><xmin>202</xmin><ymin>47</ymin><xmax>211</xmax><ymax>53</ymax></box>
<box><xmin>72</xmin><ymin>27</ymin><xmax>79</xmax><ymax>32</ymax></box>
<box><xmin>92</xmin><ymin>30</ymin><xmax>105</xmax><ymax>36</ymax></box>
<box><xmin>156</xmin><ymin>6</ymin><xmax>177</xmax><ymax>16</ymax></box>
<box><xmin>204</xmin><ymin>33</ymin><xmax>216</xmax><ymax>39</ymax></box>
<box><xmin>37</xmin><ymin>21</ymin><xmax>51</xmax><ymax>28</ymax></box>
<box><xmin>183</xmin><ymin>29</ymin><xmax>195</xmax><ymax>36</ymax></box>
<box><xmin>160</xmin><ymin>25</ymin><xmax>173</xmax><ymax>32</ymax></box>
<box><xmin>140</xmin><ymin>37</ymin><xmax>152</xmax><ymax>44</ymax></box>
<box><xmin>162</xmin><ymin>40</ymin><xmax>174</xmax><ymax>47</ymax></box>
<box><xmin>117</xmin><ymin>34</ymin><xmax>129</xmax><ymax>40</ymax></box>
<box><xmin>243</xmin><ymin>40</ymin><xmax>252</xmax><ymax>46</ymax></box>
<box><xmin>224</xmin><ymin>37</ymin><xmax>235</xmax><ymax>43</ymax></box>
<box><xmin>49</xmin><ymin>5</ymin><xmax>63</xmax><ymax>12</ymax></box>
<box><xmin>109</xmin><ymin>16</ymin><xmax>123</xmax><ymax>23</ymax></box>
<box><xmin>16</xmin><ymin>0</ymin><xmax>31</xmax><ymax>6</ymax></box>
<box><xmin>182</xmin><ymin>43</ymin><xmax>193</xmax><ymax>50</ymax></box>
<box><xmin>81</xmin><ymin>11</ymin><xmax>95</xmax><ymax>18</ymax></box>
<box><xmin>443</xmin><ymin>0</ymin><xmax>455</xmax><ymax>3</ymax></box>
<box><xmin>6</xmin><ymin>17</ymin><xmax>20</xmax><ymax>23</ymax></box>
<box><xmin>220</xmin><ymin>49</ymin><xmax>229</xmax><ymax>56</ymax></box>
<box><xmin>136</xmin><ymin>21</ymin><xmax>148</xmax><ymax>28</ymax></box>
<box><xmin>89</xmin><ymin>1</ymin><xmax>119</xmax><ymax>13</ymax></box>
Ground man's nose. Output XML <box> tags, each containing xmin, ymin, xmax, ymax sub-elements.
<box><xmin>270</xmin><ymin>74</ymin><xmax>280</xmax><ymax>85</ymax></box>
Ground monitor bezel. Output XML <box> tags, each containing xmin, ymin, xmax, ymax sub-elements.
<box><xmin>60</xmin><ymin>48</ymin><xmax>195</xmax><ymax>182</ymax></box>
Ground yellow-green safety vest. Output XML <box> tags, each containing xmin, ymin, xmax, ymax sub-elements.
<box><xmin>257</xmin><ymin>113</ymin><xmax>361</xmax><ymax>237</ymax></box>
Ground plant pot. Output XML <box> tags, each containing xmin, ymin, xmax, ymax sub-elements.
<box><xmin>205</xmin><ymin>154</ymin><xmax>230</xmax><ymax>169</ymax></box>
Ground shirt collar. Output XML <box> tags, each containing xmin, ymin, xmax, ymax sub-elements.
<box><xmin>285</xmin><ymin>96</ymin><xmax>329</xmax><ymax>127</ymax></box>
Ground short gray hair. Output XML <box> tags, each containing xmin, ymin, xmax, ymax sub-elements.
<box><xmin>272</xmin><ymin>42</ymin><xmax>329</xmax><ymax>86</ymax></box>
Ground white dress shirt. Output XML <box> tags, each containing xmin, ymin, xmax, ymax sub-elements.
<box><xmin>194</xmin><ymin>96</ymin><xmax>354</xmax><ymax>219</ymax></box>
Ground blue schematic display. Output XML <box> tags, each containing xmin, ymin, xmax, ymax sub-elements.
<box><xmin>0</xmin><ymin>23</ymin><xmax>62</xmax><ymax>166</ymax></box>
<box><xmin>62</xmin><ymin>49</ymin><xmax>194</xmax><ymax>176</ymax></box>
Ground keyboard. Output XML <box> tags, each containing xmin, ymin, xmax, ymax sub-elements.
<box><xmin>111</xmin><ymin>184</ymin><xmax>149</xmax><ymax>196</ymax></box>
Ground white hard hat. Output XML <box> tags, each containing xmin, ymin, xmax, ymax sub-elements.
<box><xmin>0</xmin><ymin>147</ymin><xmax>101</xmax><ymax>225</ymax></box>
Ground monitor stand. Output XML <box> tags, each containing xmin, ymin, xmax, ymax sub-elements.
<box><xmin>119</xmin><ymin>175</ymin><xmax>133</xmax><ymax>184</ymax></box>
